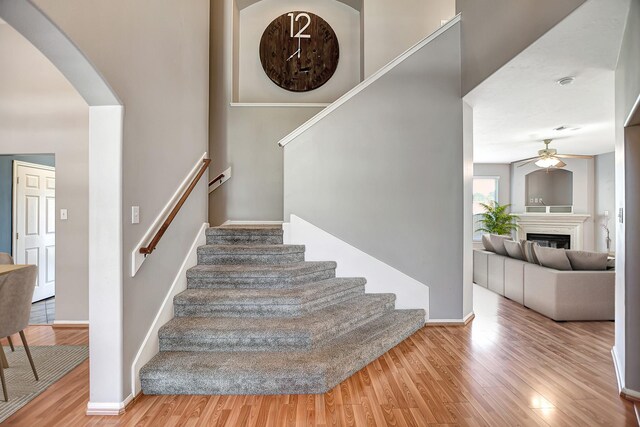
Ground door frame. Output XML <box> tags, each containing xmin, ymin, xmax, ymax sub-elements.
<box><xmin>11</xmin><ymin>160</ymin><xmax>56</xmax><ymax>261</ymax></box>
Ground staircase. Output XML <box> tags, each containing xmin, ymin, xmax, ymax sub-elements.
<box><xmin>140</xmin><ymin>226</ymin><xmax>425</xmax><ymax>395</ymax></box>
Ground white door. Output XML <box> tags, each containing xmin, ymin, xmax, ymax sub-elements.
<box><xmin>13</xmin><ymin>161</ymin><xmax>56</xmax><ymax>302</ymax></box>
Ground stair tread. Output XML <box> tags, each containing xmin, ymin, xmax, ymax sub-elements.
<box><xmin>198</xmin><ymin>244</ymin><xmax>305</xmax><ymax>254</ymax></box>
<box><xmin>141</xmin><ymin>310</ymin><xmax>425</xmax><ymax>395</ymax></box>
<box><xmin>207</xmin><ymin>227</ymin><xmax>283</xmax><ymax>236</ymax></box>
<box><xmin>187</xmin><ymin>261</ymin><xmax>336</xmax><ymax>278</ymax></box>
<box><xmin>161</xmin><ymin>293</ymin><xmax>394</xmax><ymax>338</ymax></box>
<box><xmin>175</xmin><ymin>277</ymin><xmax>366</xmax><ymax>306</ymax></box>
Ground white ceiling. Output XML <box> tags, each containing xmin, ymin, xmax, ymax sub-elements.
<box><xmin>465</xmin><ymin>0</ymin><xmax>631</xmax><ymax>164</ymax></box>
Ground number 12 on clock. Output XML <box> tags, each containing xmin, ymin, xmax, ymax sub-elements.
<box><xmin>288</xmin><ymin>12</ymin><xmax>311</xmax><ymax>39</ymax></box>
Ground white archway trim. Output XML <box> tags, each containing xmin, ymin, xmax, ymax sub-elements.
<box><xmin>0</xmin><ymin>0</ymin><xmax>119</xmax><ymax>105</ymax></box>
<box><xmin>0</xmin><ymin>0</ymin><xmax>126</xmax><ymax>415</ymax></box>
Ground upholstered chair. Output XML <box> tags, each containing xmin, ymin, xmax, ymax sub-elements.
<box><xmin>0</xmin><ymin>265</ymin><xmax>39</xmax><ymax>401</ymax></box>
<box><xmin>0</xmin><ymin>253</ymin><xmax>13</xmax><ymax>265</ymax></box>
<box><xmin>0</xmin><ymin>253</ymin><xmax>16</xmax><ymax>352</ymax></box>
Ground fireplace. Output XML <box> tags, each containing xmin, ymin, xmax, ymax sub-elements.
<box><xmin>527</xmin><ymin>233</ymin><xmax>571</xmax><ymax>249</ymax></box>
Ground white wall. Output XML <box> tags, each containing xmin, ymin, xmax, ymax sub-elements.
<box><xmin>594</xmin><ymin>152</ymin><xmax>616</xmax><ymax>253</ymax></box>
<box><xmin>238</xmin><ymin>0</ymin><xmax>360</xmax><ymax>103</ymax></box>
<box><xmin>0</xmin><ymin>23</ymin><xmax>89</xmax><ymax>322</ymax></box>
<box><xmin>284</xmin><ymin>22</ymin><xmax>470</xmax><ymax>321</ymax></box>
<box><xmin>510</xmin><ymin>157</ymin><xmax>595</xmax><ymax>250</ymax></box>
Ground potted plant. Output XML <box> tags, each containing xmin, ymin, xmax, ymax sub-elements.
<box><xmin>475</xmin><ymin>201</ymin><xmax>520</xmax><ymax>236</ymax></box>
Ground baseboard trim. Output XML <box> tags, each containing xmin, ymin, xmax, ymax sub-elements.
<box><xmin>222</xmin><ymin>220</ymin><xmax>284</xmax><ymax>225</ymax></box>
<box><xmin>425</xmin><ymin>312</ymin><xmax>475</xmax><ymax>326</ymax></box>
<box><xmin>52</xmin><ymin>321</ymin><xmax>89</xmax><ymax>328</ymax></box>
<box><xmin>86</xmin><ymin>393</ymin><xmax>133</xmax><ymax>416</ymax></box>
<box><xmin>611</xmin><ymin>346</ymin><xmax>640</xmax><ymax>402</ymax></box>
<box><xmin>130</xmin><ymin>222</ymin><xmax>208</xmax><ymax>396</ymax></box>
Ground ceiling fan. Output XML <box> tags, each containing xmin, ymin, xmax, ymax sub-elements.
<box><xmin>516</xmin><ymin>139</ymin><xmax>592</xmax><ymax>168</ymax></box>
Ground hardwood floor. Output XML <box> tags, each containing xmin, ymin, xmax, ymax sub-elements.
<box><xmin>2</xmin><ymin>285</ymin><xmax>637</xmax><ymax>426</ymax></box>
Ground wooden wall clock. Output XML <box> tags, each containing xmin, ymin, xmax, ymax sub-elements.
<box><xmin>259</xmin><ymin>11</ymin><xmax>339</xmax><ymax>92</ymax></box>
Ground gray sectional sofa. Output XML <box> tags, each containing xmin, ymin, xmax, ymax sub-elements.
<box><xmin>473</xmin><ymin>249</ymin><xmax>615</xmax><ymax>321</ymax></box>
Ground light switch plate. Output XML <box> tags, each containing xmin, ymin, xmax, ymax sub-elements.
<box><xmin>60</xmin><ymin>209</ymin><xmax>68</xmax><ymax>220</ymax></box>
<box><xmin>132</xmin><ymin>206</ymin><xmax>140</xmax><ymax>224</ymax></box>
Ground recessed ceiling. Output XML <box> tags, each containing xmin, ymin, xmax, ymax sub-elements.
<box><xmin>465</xmin><ymin>0</ymin><xmax>630</xmax><ymax>164</ymax></box>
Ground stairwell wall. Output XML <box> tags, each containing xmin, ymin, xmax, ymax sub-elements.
<box><xmin>209</xmin><ymin>0</ymin><xmax>455</xmax><ymax>226</ymax></box>
<box><xmin>283</xmin><ymin>22</ymin><xmax>472</xmax><ymax>321</ymax></box>
<box><xmin>32</xmin><ymin>0</ymin><xmax>210</xmax><ymax>400</ymax></box>
<box><xmin>456</xmin><ymin>0</ymin><xmax>585</xmax><ymax>95</ymax></box>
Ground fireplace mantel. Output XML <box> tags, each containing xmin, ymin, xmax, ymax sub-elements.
<box><xmin>515</xmin><ymin>213</ymin><xmax>590</xmax><ymax>250</ymax></box>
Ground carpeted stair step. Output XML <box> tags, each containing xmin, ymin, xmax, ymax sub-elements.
<box><xmin>187</xmin><ymin>261</ymin><xmax>337</xmax><ymax>289</ymax></box>
<box><xmin>197</xmin><ymin>244</ymin><xmax>305</xmax><ymax>265</ymax></box>
<box><xmin>140</xmin><ymin>309</ymin><xmax>425</xmax><ymax>395</ymax></box>
<box><xmin>174</xmin><ymin>277</ymin><xmax>366</xmax><ymax>317</ymax></box>
<box><xmin>159</xmin><ymin>294</ymin><xmax>395</xmax><ymax>352</ymax></box>
<box><xmin>206</xmin><ymin>227</ymin><xmax>283</xmax><ymax>245</ymax></box>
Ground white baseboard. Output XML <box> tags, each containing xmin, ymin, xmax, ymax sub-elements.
<box><xmin>222</xmin><ymin>220</ymin><xmax>284</xmax><ymax>225</ymax></box>
<box><xmin>425</xmin><ymin>312</ymin><xmax>475</xmax><ymax>325</ymax></box>
<box><xmin>130</xmin><ymin>222</ymin><xmax>208</xmax><ymax>396</ymax></box>
<box><xmin>612</xmin><ymin>346</ymin><xmax>640</xmax><ymax>402</ymax></box>
<box><xmin>86</xmin><ymin>393</ymin><xmax>133</xmax><ymax>416</ymax></box>
<box><xmin>284</xmin><ymin>215</ymin><xmax>429</xmax><ymax>318</ymax></box>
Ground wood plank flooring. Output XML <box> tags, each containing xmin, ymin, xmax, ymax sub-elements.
<box><xmin>1</xmin><ymin>285</ymin><xmax>637</xmax><ymax>426</ymax></box>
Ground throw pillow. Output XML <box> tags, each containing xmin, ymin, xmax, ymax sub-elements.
<box><xmin>481</xmin><ymin>234</ymin><xmax>495</xmax><ymax>252</ymax></box>
<box><xmin>504</xmin><ymin>240</ymin><xmax>525</xmax><ymax>260</ymax></box>
<box><xmin>566</xmin><ymin>250</ymin><xmax>608</xmax><ymax>271</ymax></box>
<box><xmin>489</xmin><ymin>234</ymin><xmax>510</xmax><ymax>256</ymax></box>
<box><xmin>533</xmin><ymin>246</ymin><xmax>573</xmax><ymax>271</ymax></box>
<box><xmin>521</xmin><ymin>240</ymin><xmax>540</xmax><ymax>264</ymax></box>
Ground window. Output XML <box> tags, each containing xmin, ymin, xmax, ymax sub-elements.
<box><xmin>473</xmin><ymin>177</ymin><xmax>499</xmax><ymax>241</ymax></box>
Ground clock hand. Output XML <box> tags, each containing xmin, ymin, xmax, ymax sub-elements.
<box><xmin>297</xmin><ymin>35</ymin><xmax>301</xmax><ymax>59</ymax></box>
<box><xmin>286</xmin><ymin>48</ymin><xmax>300</xmax><ymax>61</ymax></box>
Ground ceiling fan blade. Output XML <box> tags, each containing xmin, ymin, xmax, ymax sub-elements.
<box><xmin>555</xmin><ymin>154</ymin><xmax>594</xmax><ymax>159</ymax></box>
<box><xmin>554</xmin><ymin>160</ymin><xmax>567</xmax><ymax>168</ymax></box>
<box><xmin>516</xmin><ymin>158</ymin><xmax>539</xmax><ymax>167</ymax></box>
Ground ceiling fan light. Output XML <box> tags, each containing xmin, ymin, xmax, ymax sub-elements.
<box><xmin>535</xmin><ymin>157</ymin><xmax>561</xmax><ymax>168</ymax></box>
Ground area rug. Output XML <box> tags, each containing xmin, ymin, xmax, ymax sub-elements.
<box><xmin>0</xmin><ymin>345</ymin><xmax>88</xmax><ymax>423</ymax></box>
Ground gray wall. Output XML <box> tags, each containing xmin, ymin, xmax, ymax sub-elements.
<box><xmin>284</xmin><ymin>23</ymin><xmax>470</xmax><ymax>320</ymax></box>
<box><xmin>34</xmin><ymin>0</ymin><xmax>210</xmax><ymax>397</ymax></box>
<box><xmin>594</xmin><ymin>152</ymin><xmax>616</xmax><ymax>253</ymax></box>
<box><xmin>615</xmin><ymin>0</ymin><xmax>640</xmax><ymax>394</ymax></box>
<box><xmin>0</xmin><ymin>154</ymin><xmax>55</xmax><ymax>254</ymax></box>
<box><xmin>456</xmin><ymin>0</ymin><xmax>585</xmax><ymax>94</ymax></box>
<box><xmin>0</xmin><ymin>23</ymin><xmax>89</xmax><ymax>322</ymax></box>
<box><xmin>473</xmin><ymin>163</ymin><xmax>510</xmax><ymax>206</ymax></box>
<box><xmin>209</xmin><ymin>0</ymin><xmax>456</xmax><ymax>226</ymax></box>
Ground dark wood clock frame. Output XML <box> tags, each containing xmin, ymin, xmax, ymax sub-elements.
<box><xmin>259</xmin><ymin>11</ymin><xmax>339</xmax><ymax>92</ymax></box>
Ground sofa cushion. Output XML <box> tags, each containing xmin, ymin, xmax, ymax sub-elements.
<box><xmin>533</xmin><ymin>246</ymin><xmax>572</xmax><ymax>271</ymax></box>
<box><xmin>489</xmin><ymin>234</ymin><xmax>510</xmax><ymax>256</ymax></box>
<box><xmin>504</xmin><ymin>240</ymin><xmax>525</xmax><ymax>260</ymax></box>
<box><xmin>521</xmin><ymin>240</ymin><xmax>539</xmax><ymax>264</ymax></box>
<box><xmin>481</xmin><ymin>234</ymin><xmax>495</xmax><ymax>252</ymax></box>
<box><xmin>566</xmin><ymin>250</ymin><xmax>608</xmax><ymax>271</ymax></box>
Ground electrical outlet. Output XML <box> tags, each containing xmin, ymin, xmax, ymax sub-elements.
<box><xmin>60</xmin><ymin>209</ymin><xmax>68</xmax><ymax>220</ymax></box>
<box><xmin>132</xmin><ymin>206</ymin><xmax>140</xmax><ymax>224</ymax></box>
